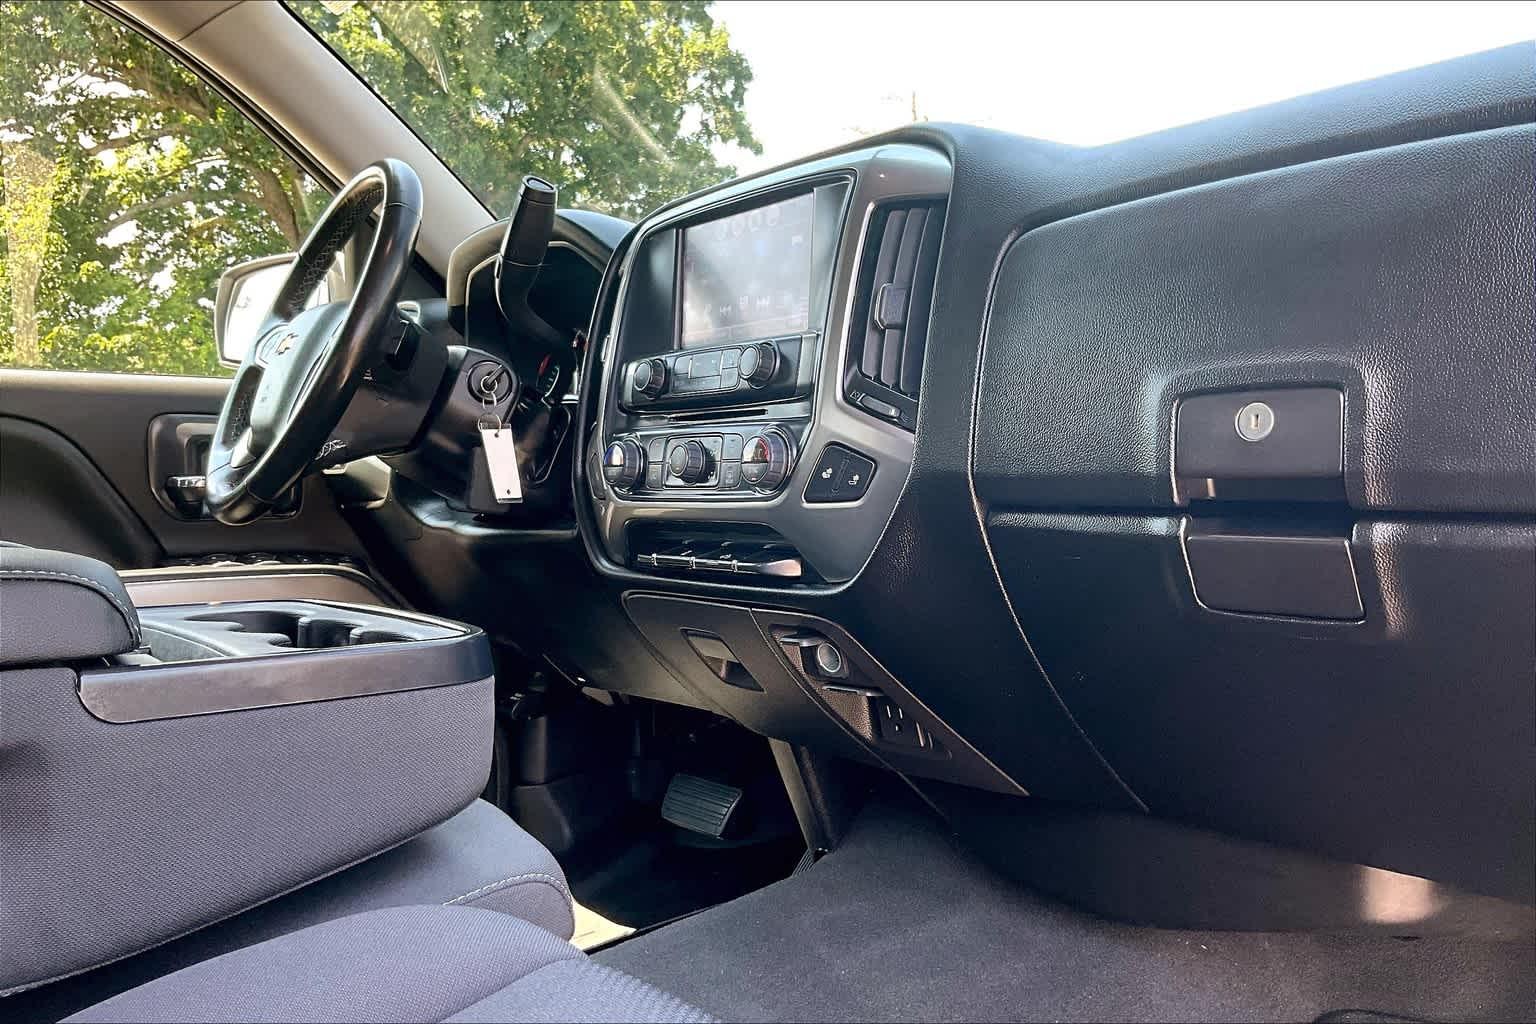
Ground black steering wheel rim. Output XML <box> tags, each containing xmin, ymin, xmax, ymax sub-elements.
<box><xmin>206</xmin><ymin>159</ymin><xmax>423</xmax><ymax>525</ymax></box>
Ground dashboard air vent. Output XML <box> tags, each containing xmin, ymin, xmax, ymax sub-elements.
<box><xmin>844</xmin><ymin>200</ymin><xmax>945</xmax><ymax>430</ymax></box>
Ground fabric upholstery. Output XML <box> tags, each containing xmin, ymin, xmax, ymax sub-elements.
<box><xmin>0</xmin><ymin>543</ymin><xmax>140</xmax><ymax>666</ymax></box>
<box><xmin>4</xmin><ymin>800</ymin><xmax>575</xmax><ymax>1023</ymax></box>
<box><xmin>282</xmin><ymin>797</ymin><xmax>575</xmax><ymax>940</ymax></box>
<box><xmin>64</xmin><ymin>907</ymin><xmax>712</xmax><ymax>1024</ymax></box>
<box><xmin>443</xmin><ymin>960</ymin><xmax>714</xmax><ymax>1023</ymax></box>
<box><xmin>0</xmin><ymin>666</ymin><xmax>493</xmax><ymax>995</ymax></box>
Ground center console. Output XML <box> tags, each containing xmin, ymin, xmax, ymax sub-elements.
<box><xmin>587</xmin><ymin>145</ymin><xmax>951</xmax><ymax>584</ymax></box>
<box><xmin>88</xmin><ymin>599</ymin><xmax>486</xmax><ymax>721</ymax></box>
<box><xmin>578</xmin><ymin>146</ymin><xmax>1019</xmax><ymax>815</ymax></box>
<box><xmin>0</xmin><ymin>544</ymin><xmax>495</xmax><ymax>993</ymax></box>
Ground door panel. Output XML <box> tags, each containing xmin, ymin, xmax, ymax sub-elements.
<box><xmin>0</xmin><ymin>369</ymin><xmax>366</xmax><ymax>568</ymax></box>
<box><xmin>0</xmin><ymin>415</ymin><xmax>159</xmax><ymax>567</ymax></box>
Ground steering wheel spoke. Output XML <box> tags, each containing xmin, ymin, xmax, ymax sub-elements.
<box><xmin>227</xmin><ymin>427</ymin><xmax>257</xmax><ymax>470</ymax></box>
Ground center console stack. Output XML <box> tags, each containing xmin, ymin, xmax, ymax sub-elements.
<box><xmin>602</xmin><ymin>184</ymin><xmax>839</xmax><ymax>506</ymax></box>
<box><xmin>588</xmin><ymin>145</ymin><xmax>952</xmax><ymax>584</ymax></box>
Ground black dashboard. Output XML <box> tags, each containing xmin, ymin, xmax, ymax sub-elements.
<box><xmin>405</xmin><ymin>42</ymin><xmax>1533</xmax><ymax>911</ymax></box>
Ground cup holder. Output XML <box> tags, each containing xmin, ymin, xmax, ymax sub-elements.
<box><xmin>187</xmin><ymin>610</ymin><xmax>413</xmax><ymax>650</ymax></box>
<box><xmin>295</xmin><ymin>618</ymin><xmax>412</xmax><ymax>648</ymax></box>
<box><xmin>297</xmin><ymin>617</ymin><xmax>357</xmax><ymax>649</ymax></box>
<box><xmin>187</xmin><ymin>610</ymin><xmax>301</xmax><ymax>646</ymax></box>
<box><xmin>349</xmin><ymin>628</ymin><xmax>414</xmax><ymax>645</ymax></box>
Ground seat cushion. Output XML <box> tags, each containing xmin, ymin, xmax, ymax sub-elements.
<box><xmin>253</xmin><ymin>797</ymin><xmax>575</xmax><ymax>939</ymax></box>
<box><xmin>64</xmin><ymin>906</ymin><xmax>711</xmax><ymax>1024</ymax></box>
<box><xmin>4</xmin><ymin>801</ymin><xmax>573</xmax><ymax>1023</ymax></box>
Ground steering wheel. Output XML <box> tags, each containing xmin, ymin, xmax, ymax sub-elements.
<box><xmin>206</xmin><ymin>159</ymin><xmax>423</xmax><ymax>525</ymax></box>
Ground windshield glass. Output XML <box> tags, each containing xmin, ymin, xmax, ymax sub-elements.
<box><xmin>290</xmin><ymin>1</ymin><xmax>1533</xmax><ymax>219</ymax></box>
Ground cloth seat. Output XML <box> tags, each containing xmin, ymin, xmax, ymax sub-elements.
<box><xmin>65</xmin><ymin>906</ymin><xmax>711</xmax><ymax>1024</ymax></box>
<box><xmin>250</xmin><ymin>797</ymin><xmax>576</xmax><ymax>939</ymax></box>
<box><xmin>6</xmin><ymin>800</ymin><xmax>575</xmax><ymax>1022</ymax></box>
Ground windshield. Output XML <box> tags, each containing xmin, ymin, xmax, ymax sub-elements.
<box><xmin>291</xmin><ymin>1</ymin><xmax>1534</xmax><ymax>219</ymax></box>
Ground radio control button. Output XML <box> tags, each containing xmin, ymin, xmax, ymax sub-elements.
<box><xmin>669</xmin><ymin>439</ymin><xmax>710</xmax><ymax>484</ymax></box>
<box><xmin>742</xmin><ymin>429</ymin><xmax>793</xmax><ymax>491</ymax></box>
<box><xmin>835</xmin><ymin>451</ymin><xmax>876</xmax><ymax>499</ymax></box>
<box><xmin>633</xmin><ymin>358</ymin><xmax>667</xmax><ymax>398</ymax></box>
<box><xmin>603</xmin><ymin>438</ymin><xmax>645</xmax><ymax>491</ymax></box>
<box><xmin>739</xmin><ymin>342</ymin><xmax>777</xmax><ymax>385</ymax></box>
<box><xmin>805</xmin><ymin>445</ymin><xmax>875</xmax><ymax>503</ymax></box>
<box><xmin>804</xmin><ymin>447</ymin><xmax>845</xmax><ymax>502</ymax></box>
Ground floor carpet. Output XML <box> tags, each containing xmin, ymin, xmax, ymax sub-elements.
<box><xmin>597</xmin><ymin>799</ymin><xmax>1536</xmax><ymax>1023</ymax></box>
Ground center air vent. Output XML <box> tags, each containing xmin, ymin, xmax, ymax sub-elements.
<box><xmin>844</xmin><ymin>200</ymin><xmax>945</xmax><ymax>430</ymax></box>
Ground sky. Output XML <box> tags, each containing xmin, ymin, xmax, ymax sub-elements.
<box><xmin>709</xmin><ymin>1</ymin><xmax>1536</xmax><ymax>172</ymax></box>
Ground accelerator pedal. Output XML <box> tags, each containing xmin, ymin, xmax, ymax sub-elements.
<box><xmin>660</xmin><ymin>773</ymin><xmax>744</xmax><ymax>839</ymax></box>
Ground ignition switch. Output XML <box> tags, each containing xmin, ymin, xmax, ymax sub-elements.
<box><xmin>467</xmin><ymin>360</ymin><xmax>514</xmax><ymax>404</ymax></box>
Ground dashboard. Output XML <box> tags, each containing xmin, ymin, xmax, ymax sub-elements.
<box><xmin>412</xmin><ymin>44</ymin><xmax>1534</xmax><ymax>912</ymax></box>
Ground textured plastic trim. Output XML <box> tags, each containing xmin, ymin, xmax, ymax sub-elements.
<box><xmin>79</xmin><ymin>602</ymin><xmax>490</xmax><ymax>723</ymax></box>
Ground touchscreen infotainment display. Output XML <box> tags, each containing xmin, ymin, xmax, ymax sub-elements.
<box><xmin>679</xmin><ymin>192</ymin><xmax>813</xmax><ymax>349</ymax></box>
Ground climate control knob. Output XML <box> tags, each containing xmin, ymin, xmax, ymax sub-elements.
<box><xmin>668</xmin><ymin>439</ymin><xmax>710</xmax><ymax>484</ymax></box>
<box><xmin>602</xmin><ymin>438</ymin><xmax>645</xmax><ymax>490</ymax></box>
<box><xmin>738</xmin><ymin>341</ymin><xmax>778</xmax><ymax>385</ymax></box>
<box><xmin>632</xmin><ymin>357</ymin><xmax>667</xmax><ymax>398</ymax></box>
<box><xmin>741</xmin><ymin>429</ymin><xmax>793</xmax><ymax>491</ymax></box>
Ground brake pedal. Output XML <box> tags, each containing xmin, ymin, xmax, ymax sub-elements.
<box><xmin>660</xmin><ymin>773</ymin><xmax>743</xmax><ymax>839</ymax></box>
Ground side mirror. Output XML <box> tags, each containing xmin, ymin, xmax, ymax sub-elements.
<box><xmin>213</xmin><ymin>254</ymin><xmax>340</xmax><ymax>367</ymax></box>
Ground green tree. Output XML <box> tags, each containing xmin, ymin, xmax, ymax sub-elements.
<box><xmin>291</xmin><ymin>0</ymin><xmax>759</xmax><ymax>218</ymax></box>
<box><xmin>0</xmin><ymin>0</ymin><xmax>757</xmax><ymax>376</ymax></box>
<box><xmin>0</xmin><ymin>1</ymin><xmax>324</xmax><ymax>376</ymax></box>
